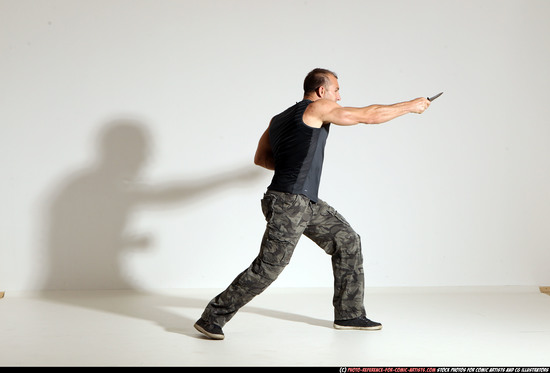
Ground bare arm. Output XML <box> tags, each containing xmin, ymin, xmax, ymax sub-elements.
<box><xmin>254</xmin><ymin>123</ymin><xmax>275</xmax><ymax>170</ymax></box>
<box><xmin>303</xmin><ymin>97</ymin><xmax>431</xmax><ymax>127</ymax></box>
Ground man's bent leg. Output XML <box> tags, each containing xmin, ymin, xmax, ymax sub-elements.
<box><xmin>303</xmin><ymin>200</ymin><xmax>366</xmax><ymax>320</ymax></box>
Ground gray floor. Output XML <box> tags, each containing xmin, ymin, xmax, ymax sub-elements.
<box><xmin>1</xmin><ymin>287</ymin><xmax>549</xmax><ymax>366</ymax></box>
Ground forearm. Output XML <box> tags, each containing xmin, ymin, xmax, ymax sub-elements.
<box><xmin>357</xmin><ymin>101</ymin><xmax>415</xmax><ymax>124</ymax></box>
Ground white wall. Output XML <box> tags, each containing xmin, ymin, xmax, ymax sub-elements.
<box><xmin>1</xmin><ymin>0</ymin><xmax>549</xmax><ymax>291</ymax></box>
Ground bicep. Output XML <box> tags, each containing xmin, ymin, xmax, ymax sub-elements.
<box><xmin>323</xmin><ymin>106</ymin><xmax>362</xmax><ymax>126</ymax></box>
<box><xmin>308</xmin><ymin>100</ymin><xmax>362</xmax><ymax>126</ymax></box>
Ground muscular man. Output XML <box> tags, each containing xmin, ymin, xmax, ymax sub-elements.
<box><xmin>195</xmin><ymin>68</ymin><xmax>430</xmax><ymax>340</ymax></box>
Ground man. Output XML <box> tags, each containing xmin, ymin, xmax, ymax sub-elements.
<box><xmin>194</xmin><ymin>68</ymin><xmax>430</xmax><ymax>340</ymax></box>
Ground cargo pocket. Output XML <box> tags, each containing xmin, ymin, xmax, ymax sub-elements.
<box><xmin>321</xmin><ymin>203</ymin><xmax>351</xmax><ymax>227</ymax></box>
<box><xmin>261</xmin><ymin>193</ymin><xmax>277</xmax><ymax>223</ymax></box>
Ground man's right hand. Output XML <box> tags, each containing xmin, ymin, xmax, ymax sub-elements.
<box><xmin>410</xmin><ymin>97</ymin><xmax>431</xmax><ymax>114</ymax></box>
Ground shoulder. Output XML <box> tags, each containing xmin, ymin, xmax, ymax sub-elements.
<box><xmin>303</xmin><ymin>99</ymin><xmax>341</xmax><ymax>127</ymax></box>
<box><xmin>307</xmin><ymin>98</ymin><xmax>339</xmax><ymax>110</ymax></box>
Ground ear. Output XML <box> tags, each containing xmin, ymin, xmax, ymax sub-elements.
<box><xmin>316</xmin><ymin>86</ymin><xmax>325</xmax><ymax>98</ymax></box>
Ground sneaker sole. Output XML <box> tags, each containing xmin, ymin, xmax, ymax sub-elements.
<box><xmin>194</xmin><ymin>323</ymin><xmax>225</xmax><ymax>340</ymax></box>
<box><xmin>333</xmin><ymin>323</ymin><xmax>383</xmax><ymax>331</ymax></box>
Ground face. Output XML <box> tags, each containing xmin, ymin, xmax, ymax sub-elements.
<box><xmin>322</xmin><ymin>75</ymin><xmax>341</xmax><ymax>102</ymax></box>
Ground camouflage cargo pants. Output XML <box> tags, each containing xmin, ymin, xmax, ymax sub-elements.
<box><xmin>201</xmin><ymin>190</ymin><xmax>366</xmax><ymax>327</ymax></box>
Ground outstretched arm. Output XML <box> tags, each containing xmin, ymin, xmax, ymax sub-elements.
<box><xmin>303</xmin><ymin>97</ymin><xmax>431</xmax><ymax>127</ymax></box>
<box><xmin>254</xmin><ymin>123</ymin><xmax>275</xmax><ymax>170</ymax></box>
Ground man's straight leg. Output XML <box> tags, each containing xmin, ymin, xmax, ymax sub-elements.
<box><xmin>199</xmin><ymin>191</ymin><xmax>311</xmax><ymax>329</ymax></box>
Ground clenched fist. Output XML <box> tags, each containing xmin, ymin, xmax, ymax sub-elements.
<box><xmin>410</xmin><ymin>97</ymin><xmax>430</xmax><ymax>114</ymax></box>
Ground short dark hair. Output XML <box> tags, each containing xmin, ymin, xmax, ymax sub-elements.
<box><xmin>303</xmin><ymin>68</ymin><xmax>338</xmax><ymax>94</ymax></box>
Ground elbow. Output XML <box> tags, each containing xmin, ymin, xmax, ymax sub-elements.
<box><xmin>253</xmin><ymin>147</ymin><xmax>262</xmax><ymax>166</ymax></box>
<box><xmin>362</xmin><ymin>106</ymin><xmax>381</xmax><ymax>124</ymax></box>
<box><xmin>254</xmin><ymin>154</ymin><xmax>267</xmax><ymax>169</ymax></box>
<box><xmin>254</xmin><ymin>152</ymin><xmax>265</xmax><ymax>167</ymax></box>
<box><xmin>343</xmin><ymin>113</ymin><xmax>360</xmax><ymax>126</ymax></box>
<box><xmin>254</xmin><ymin>154</ymin><xmax>275</xmax><ymax>170</ymax></box>
<box><xmin>336</xmin><ymin>111</ymin><xmax>361</xmax><ymax>126</ymax></box>
<box><xmin>364</xmin><ymin>116</ymin><xmax>383</xmax><ymax>125</ymax></box>
<box><xmin>363</xmin><ymin>107</ymin><xmax>388</xmax><ymax>125</ymax></box>
<box><xmin>254</xmin><ymin>156</ymin><xmax>262</xmax><ymax>167</ymax></box>
<box><xmin>254</xmin><ymin>147</ymin><xmax>275</xmax><ymax>170</ymax></box>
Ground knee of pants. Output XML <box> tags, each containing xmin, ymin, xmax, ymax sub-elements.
<box><xmin>259</xmin><ymin>229</ymin><xmax>298</xmax><ymax>267</ymax></box>
<box><xmin>251</xmin><ymin>255</ymin><xmax>288</xmax><ymax>283</ymax></box>
<box><xmin>332</xmin><ymin>231</ymin><xmax>362</xmax><ymax>257</ymax></box>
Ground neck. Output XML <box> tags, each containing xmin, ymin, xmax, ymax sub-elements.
<box><xmin>303</xmin><ymin>93</ymin><xmax>320</xmax><ymax>101</ymax></box>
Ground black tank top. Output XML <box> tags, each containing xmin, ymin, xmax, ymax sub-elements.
<box><xmin>267</xmin><ymin>99</ymin><xmax>330</xmax><ymax>203</ymax></box>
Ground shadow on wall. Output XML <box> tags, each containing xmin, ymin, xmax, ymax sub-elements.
<box><xmin>37</xmin><ymin>119</ymin><xmax>330</xmax><ymax>338</ymax></box>
<box><xmin>40</xmin><ymin>119</ymin><xmax>262</xmax><ymax>291</ymax></box>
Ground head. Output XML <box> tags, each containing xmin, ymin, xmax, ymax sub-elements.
<box><xmin>98</xmin><ymin>120</ymin><xmax>150</xmax><ymax>178</ymax></box>
<box><xmin>303</xmin><ymin>68</ymin><xmax>340</xmax><ymax>102</ymax></box>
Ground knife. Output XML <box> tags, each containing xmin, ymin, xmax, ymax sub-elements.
<box><xmin>428</xmin><ymin>92</ymin><xmax>443</xmax><ymax>101</ymax></box>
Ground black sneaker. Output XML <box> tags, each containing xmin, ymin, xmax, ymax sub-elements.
<box><xmin>194</xmin><ymin>318</ymin><xmax>225</xmax><ymax>340</ymax></box>
<box><xmin>334</xmin><ymin>315</ymin><xmax>382</xmax><ymax>330</ymax></box>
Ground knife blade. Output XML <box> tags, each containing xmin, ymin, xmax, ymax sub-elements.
<box><xmin>428</xmin><ymin>92</ymin><xmax>443</xmax><ymax>101</ymax></box>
